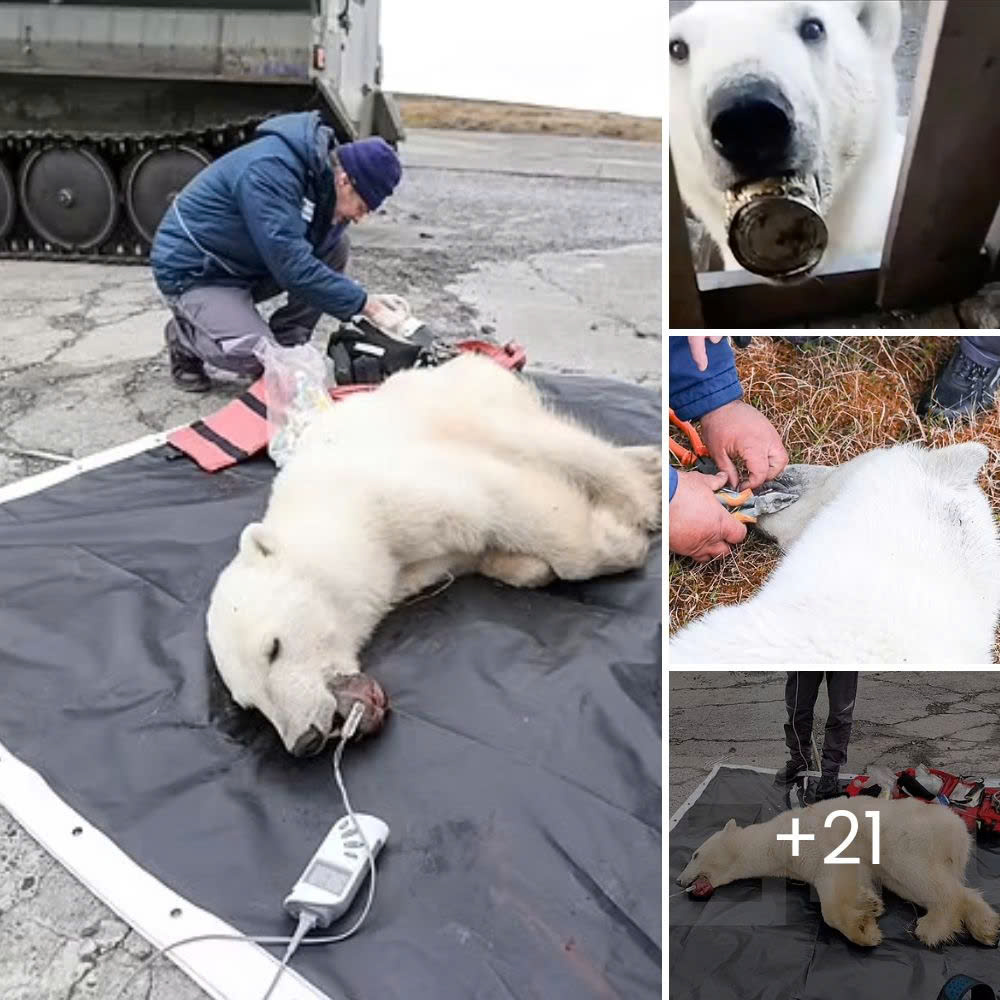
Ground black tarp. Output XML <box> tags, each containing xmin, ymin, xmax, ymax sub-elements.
<box><xmin>669</xmin><ymin>767</ymin><xmax>1000</xmax><ymax>1000</ymax></box>
<box><xmin>0</xmin><ymin>373</ymin><xmax>662</xmax><ymax>1000</ymax></box>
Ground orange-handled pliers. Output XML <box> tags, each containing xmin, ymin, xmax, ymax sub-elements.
<box><xmin>668</xmin><ymin>407</ymin><xmax>716</xmax><ymax>474</ymax></box>
<box><xmin>668</xmin><ymin>407</ymin><xmax>757</xmax><ymax>522</ymax></box>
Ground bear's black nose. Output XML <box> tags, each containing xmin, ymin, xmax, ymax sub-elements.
<box><xmin>291</xmin><ymin>725</ymin><xmax>325</xmax><ymax>757</ymax></box>
<box><xmin>708</xmin><ymin>79</ymin><xmax>795</xmax><ymax>177</ymax></box>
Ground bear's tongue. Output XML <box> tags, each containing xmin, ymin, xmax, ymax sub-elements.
<box><xmin>689</xmin><ymin>876</ymin><xmax>714</xmax><ymax>898</ymax></box>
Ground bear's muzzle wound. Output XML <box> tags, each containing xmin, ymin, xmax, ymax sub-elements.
<box><xmin>726</xmin><ymin>174</ymin><xmax>828</xmax><ymax>279</ymax></box>
<box><xmin>688</xmin><ymin>875</ymin><xmax>714</xmax><ymax>898</ymax></box>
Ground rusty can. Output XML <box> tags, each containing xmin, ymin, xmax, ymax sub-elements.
<box><xmin>725</xmin><ymin>175</ymin><xmax>828</xmax><ymax>279</ymax></box>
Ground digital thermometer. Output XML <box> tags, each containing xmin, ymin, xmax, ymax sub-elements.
<box><xmin>283</xmin><ymin>814</ymin><xmax>389</xmax><ymax>928</ymax></box>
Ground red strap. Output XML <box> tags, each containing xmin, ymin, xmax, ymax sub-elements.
<box><xmin>166</xmin><ymin>381</ymin><xmax>270</xmax><ymax>472</ymax></box>
<box><xmin>455</xmin><ymin>339</ymin><xmax>527</xmax><ymax>370</ymax></box>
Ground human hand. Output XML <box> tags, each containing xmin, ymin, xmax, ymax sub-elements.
<box><xmin>698</xmin><ymin>400</ymin><xmax>789</xmax><ymax>490</ymax></box>
<box><xmin>368</xmin><ymin>293</ymin><xmax>411</xmax><ymax>316</ymax></box>
<box><xmin>361</xmin><ymin>295</ymin><xmax>409</xmax><ymax>336</ymax></box>
<box><xmin>687</xmin><ymin>336</ymin><xmax>726</xmax><ymax>372</ymax></box>
<box><xmin>669</xmin><ymin>469</ymin><xmax>748</xmax><ymax>563</ymax></box>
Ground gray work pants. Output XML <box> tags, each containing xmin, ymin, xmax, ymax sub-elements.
<box><xmin>783</xmin><ymin>672</ymin><xmax>858</xmax><ymax>775</ymax></box>
<box><xmin>163</xmin><ymin>232</ymin><xmax>350</xmax><ymax>375</ymax></box>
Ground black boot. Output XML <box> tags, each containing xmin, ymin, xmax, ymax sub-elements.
<box><xmin>918</xmin><ymin>343</ymin><xmax>1000</xmax><ymax>419</ymax></box>
<box><xmin>806</xmin><ymin>772</ymin><xmax>842</xmax><ymax>804</ymax></box>
<box><xmin>168</xmin><ymin>341</ymin><xmax>212</xmax><ymax>393</ymax></box>
<box><xmin>773</xmin><ymin>759</ymin><xmax>808</xmax><ymax>786</ymax></box>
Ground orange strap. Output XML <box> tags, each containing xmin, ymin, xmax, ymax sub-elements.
<box><xmin>167</xmin><ymin>380</ymin><xmax>270</xmax><ymax>472</ymax></box>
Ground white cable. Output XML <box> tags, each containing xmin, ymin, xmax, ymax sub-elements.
<box><xmin>260</xmin><ymin>910</ymin><xmax>318</xmax><ymax>1000</ymax></box>
<box><xmin>111</xmin><ymin>705</ymin><xmax>377</xmax><ymax>1000</ymax></box>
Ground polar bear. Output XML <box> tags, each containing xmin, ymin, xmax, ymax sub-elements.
<box><xmin>669</xmin><ymin>0</ymin><xmax>904</xmax><ymax>278</ymax></box>
<box><xmin>669</xmin><ymin>442</ymin><xmax>1000</xmax><ymax>663</ymax></box>
<box><xmin>206</xmin><ymin>355</ymin><xmax>661</xmax><ymax>756</ymax></box>
<box><xmin>676</xmin><ymin>796</ymin><xmax>1000</xmax><ymax>948</ymax></box>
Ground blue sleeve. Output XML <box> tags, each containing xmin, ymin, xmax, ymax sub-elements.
<box><xmin>669</xmin><ymin>465</ymin><xmax>678</xmax><ymax>502</ymax></box>
<box><xmin>236</xmin><ymin>160</ymin><xmax>367</xmax><ymax>320</ymax></box>
<box><xmin>668</xmin><ymin>336</ymin><xmax>743</xmax><ymax>421</ymax></box>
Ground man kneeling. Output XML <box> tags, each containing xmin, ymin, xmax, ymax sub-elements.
<box><xmin>150</xmin><ymin>110</ymin><xmax>405</xmax><ymax>392</ymax></box>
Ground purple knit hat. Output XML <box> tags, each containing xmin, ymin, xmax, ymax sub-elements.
<box><xmin>337</xmin><ymin>137</ymin><xmax>402</xmax><ymax>211</ymax></box>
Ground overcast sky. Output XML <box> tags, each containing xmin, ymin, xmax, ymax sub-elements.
<box><xmin>379</xmin><ymin>1</ymin><xmax>664</xmax><ymax>118</ymax></box>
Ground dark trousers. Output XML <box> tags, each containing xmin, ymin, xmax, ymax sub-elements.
<box><xmin>251</xmin><ymin>231</ymin><xmax>351</xmax><ymax>346</ymax></box>
<box><xmin>163</xmin><ymin>231</ymin><xmax>350</xmax><ymax>374</ymax></box>
<box><xmin>783</xmin><ymin>672</ymin><xmax>858</xmax><ymax>775</ymax></box>
<box><xmin>961</xmin><ymin>337</ymin><xmax>1000</xmax><ymax>365</ymax></box>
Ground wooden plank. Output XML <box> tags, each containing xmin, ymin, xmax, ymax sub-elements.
<box><xmin>878</xmin><ymin>0</ymin><xmax>1000</xmax><ymax>309</ymax></box>
<box><xmin>668</xmin><ymin>153</ymin><xmax>704</xmax><ymax>328</ymax></box>
<box><xmin>698</xmin><ymin>253</ymin><xmax>879</xmax><ymax>329</ymax></box>
<box><xmin>808</xmin><ymin>303</ymin><xmax>960</xmax><ymax>330</ymax></box>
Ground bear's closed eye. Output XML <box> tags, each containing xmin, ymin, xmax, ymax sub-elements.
<box><xmin>268</xmin><ymin>637</ymin><xmax>281</xmax><ymax>664</ymax></box>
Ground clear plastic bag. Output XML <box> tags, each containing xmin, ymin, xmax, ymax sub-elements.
<box><xmin>254</xmin><ymin>340</ymin><xmax>334</xmax><ymax>467</ymax></box>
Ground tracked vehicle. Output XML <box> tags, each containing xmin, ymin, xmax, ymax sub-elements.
<box><xmin>0</xmin><ymin>0</ymin><xmax>403</xmax><ymax>262</ymax></box>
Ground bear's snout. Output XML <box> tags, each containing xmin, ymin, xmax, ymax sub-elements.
<box><xmin>708</xmin><ymin>78</ymin><xmax>795</xmax><ymax>178</ymax></box>
<box><xmin>291</xmin><ymin>725</ymin><xmax>326</xmax><ymax>758</ymax></box>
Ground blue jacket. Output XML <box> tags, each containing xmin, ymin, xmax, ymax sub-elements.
<box><xmin>150</xmin><ymin>111</ymin><xmax>367</xmax><ymax>320</ymax></box>
<box><xmin>668</xmin><ymin>336</ymin><xmax>743</xmax><ymax>501</ymax></box>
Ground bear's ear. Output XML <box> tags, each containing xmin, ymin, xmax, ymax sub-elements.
<box><xmin>922</xmin><ymin>442</ymin><xmax>990</xmax><ymax>487</ymax></box>
<box><xmin>724</xmin><ymin>818</ymin><xmax>738</xmax><ymax>832</ymax></box>
<box><xmin>239</xmin><ymin>521</ymin><xmax>276</xmax><ymax>560</ymax></box>
<box><xmin>849</xmin><ymin>0</ymin><xmax>902</xmax><ymax>54</ymax></box>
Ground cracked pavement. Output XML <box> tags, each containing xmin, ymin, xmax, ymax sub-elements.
<box><xmin>0</xmin><ymin>128</ymin><xmax>661</xmax><ymax>1000</ymax></box>
<box><xmin>669</xmin><ymin>672</ymin><xmax>1000</xmax><ymax>818</ymax></box>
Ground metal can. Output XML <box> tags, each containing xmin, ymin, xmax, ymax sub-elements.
<box><xmin>725</xmin><ymin>175</ymin><xmax>828</xmax><ymax>280</ymax></box>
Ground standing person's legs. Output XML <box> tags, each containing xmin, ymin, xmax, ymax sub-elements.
<box><xmin>256</xmin><ymin>231</ymin><xmax>352</xmax><ymax>347</ymax></box>
<box><xmin>784</xmin><ymin>671</ymin><xmax>823</xmax><ymax>763</ymax></box>
<box><xmin>775</xmin><ymin>672</ymin><xmax>823</xmax><ymax>785</ymax></box>
<box><xmin>164</xmin><ymin>285</ymin><xmax>274</xmax><ymax>388</ymax></box>
<box><xmin>806</xmin><ymin>671</ymin><xmax>858</xmax><ymax>803</ymax></box>
<box><xmin>819</xmin><ymin>671</ymin><xmax>858</xmax><ymax>776</ymax></box>
<box><xmin>918</xmin><ymin>336</ymin><xmax>1000</xmax><ymax>418</ymax></box>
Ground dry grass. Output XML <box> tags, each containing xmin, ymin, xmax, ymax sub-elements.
<box><xmin>394</xmin><ymin>93</ymin><xmax>661</xmax><ymax>142</ymax></box>
<box><xmin>668</xmin><ymin>335</ymin><xmax>1000</xmax><ymax>660</ymax></box>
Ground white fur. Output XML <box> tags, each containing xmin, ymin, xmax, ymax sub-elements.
<box><xmin>206</xmin><ymin>355</ymin><xmax>661</xmax><ymax>753</ymax></box>
<box><xmin>677</xmin><ymin>796</ymin><xmax>1000</xmax><ymax>948</ymax></box>
<box><xmin>669</xmin><ymin>0</ymin><xmax>905</xmax><ymax>274</ymax></box>
<box><xmin>670</xmin><ymin>443</ymin><xmax>1000</xmax><ymax>664</ymax></box>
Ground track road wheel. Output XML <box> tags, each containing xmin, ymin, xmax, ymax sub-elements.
<box><xmin>18</xmin><ymin>146</ymin><xmax>118</xmax><ymax>251</ymax></box>
<box><xmin>124</xmin><ymin>145</ymin><xmax>211</xmax><ymax>243</ymax></box>
<box><xmin>0</xmin><ymin>161</ymin><xmax>15</xmax><ymax>240</ymax></box>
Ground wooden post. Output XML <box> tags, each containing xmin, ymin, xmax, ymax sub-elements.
<box><xmin>699</xmin><ymin>254</ymin><xmax>879</xmax><ymax>329</ymax></box>
<box><xmin>985</xmin><ymin>204</ymin><xmax>1000</xmax><ymax>280</ymax></box>
<box><xmin>878</xmin><ymin>0</ymin><xmax>1000</xmax><ymax>309</ymax></box>
<box><xmin>668</xmin><ymin>153</ymin><xmax>704</xmax><ymax>328</ymax></box>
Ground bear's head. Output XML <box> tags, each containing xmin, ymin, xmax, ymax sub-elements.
<box><xmin>756</xmin><ymin>441</ymin><xmax>994</xmax><ymax>553</ymax></box>
<box><xmin>676</xmin><ymin>818</ymin><xmax>744</xmax><ymax>898</ymax></box>
<box><xmin>670</xmin><ymin>0</ymin><xmax>901</xmax><ymax>265</ymax></box>
<box><xmin>206</xmin><ymin>521</ymin><xmax>388</xmax><ymax>756</ymax></box>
